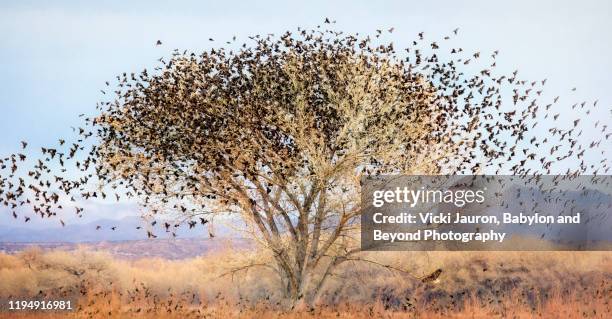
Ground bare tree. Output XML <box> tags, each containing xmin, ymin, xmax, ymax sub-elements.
<box><xmin>91</xmin><ymin>29</ymin><xmax>515</xmax><ymax>305</ymax></box>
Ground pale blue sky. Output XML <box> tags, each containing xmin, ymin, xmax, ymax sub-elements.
<box><xmin>0</xmin><ymin>0</ymin><xmax>611</xmax><ymax>226</ymax></box>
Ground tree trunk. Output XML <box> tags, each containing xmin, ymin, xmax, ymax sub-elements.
<box><xmin>283</xmin><ymin>266</ymin><xmax>329</xmax><ymax>310</ymax></box>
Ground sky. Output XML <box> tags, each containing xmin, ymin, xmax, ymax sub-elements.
<box><xmin>0</xmin><ymin>0</ymin><xmax>611</xmax><ymax>228</ymax></box>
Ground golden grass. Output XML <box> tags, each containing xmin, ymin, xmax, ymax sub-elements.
<box><xmin>0</xmin><ymin>248</ymin><xmax>610</xmax><ymax>318</ymax></box>
<box><xmin>0</xmin><ymin>291</ymin><xmax>608</xmax><ymax>318</ymax></box>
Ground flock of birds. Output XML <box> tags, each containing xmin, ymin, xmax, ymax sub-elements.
<box><xmin>0</xmin><ymin>19</ymin><xmax>610</xmax><ymax>242</ymax></box>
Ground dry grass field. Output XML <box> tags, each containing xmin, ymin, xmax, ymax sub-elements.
<box><xmin>0</xmin><ymin>247</ymin><xmax>609</xmax><ymax>318</ymax></box>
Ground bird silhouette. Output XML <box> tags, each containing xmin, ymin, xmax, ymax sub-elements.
<box><xmin>421</xmin><ymin>269</ymin><xmax>443</xmax><ymax>284</ymax></box>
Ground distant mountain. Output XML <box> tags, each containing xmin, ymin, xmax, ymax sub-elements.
<box><xmin>485</xmin><ymin>184</ymin><xmax>612</xmax><ymax>241</ymax></box>
<box><xmin>0</xmin><ymin>216</ymin><xmax>239</xmax><ymax>243</ymax></box>
<box><xmin>0</xmin><ymin>238</ymin><xmax>253</xmax><ymax>260</ymax></box>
